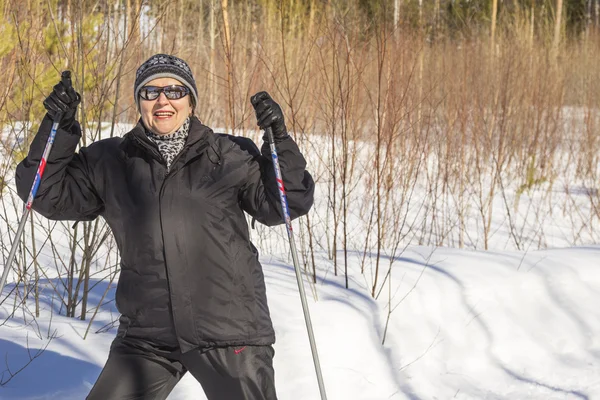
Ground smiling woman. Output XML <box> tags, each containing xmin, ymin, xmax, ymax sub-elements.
<box><xmin>134</xmin><ymin>54</ymin><xmax>197</xmax><ymax>137</ymax></box>
<box><xmin>139</xmin><ymin>79</ymin><xmax>192</xmax><ymax>136</ymax></box>
<box><xmin>15</xmin><ymin>53</ymin><xmax>315</xmax><ymax>400</ymax></box>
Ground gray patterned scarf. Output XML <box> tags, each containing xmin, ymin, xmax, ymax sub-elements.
<box><xmin>146</xmin><ymin>118</ymin><xmax>190</xmax><ymax>171</ymax></box>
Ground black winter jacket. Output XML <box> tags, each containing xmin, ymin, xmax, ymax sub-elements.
<box><xmin>16</xmin><ymin>116</ymin><xmax>314</xmax><ymax>352</ymax></box>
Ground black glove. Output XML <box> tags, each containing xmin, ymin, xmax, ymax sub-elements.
<box><xmin>43</xmin><ymin>71</ymin><xmax>80</xmax><ymax>129</ymax></box>
<box><xmin>250</xmin><ymin>91</ymin><xmax>289</xmax><ymax>142</ymax></box>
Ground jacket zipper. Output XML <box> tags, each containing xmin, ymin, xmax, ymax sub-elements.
<box><xmin>156</xmin><ymin>143</ymin><xmax>198</xmax><ymax>346</ymax></box>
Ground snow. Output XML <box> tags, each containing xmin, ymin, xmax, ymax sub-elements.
<box><xmin>0</xmin><ymin>125</ymin><xmax>599</xmax><ymax>399</ymax></box>
<box><xmin>1</xmin><ymin>245</ymin><xmax>599</xmax><ymax>399</ymax></box>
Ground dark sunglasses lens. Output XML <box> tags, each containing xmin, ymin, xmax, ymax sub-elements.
<box><xmin>139</xmin><ymin>85</ymin><xmax>189</xmax><ymax>101</ymax></box>
<box><xmin>164</xmin><ymin>86</ymin><xmax>189</xmax><ymax>99</ymax></box>
<box><xmin>140</xmin><ymin>87</ymin><xmax>160</xmax><ymax>100</ymax></box>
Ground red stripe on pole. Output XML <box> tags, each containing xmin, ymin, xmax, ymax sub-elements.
<box><xmin>38</xmin><ymin>158</ymin><xmax>47</xmax><ymax>175</ymax></box>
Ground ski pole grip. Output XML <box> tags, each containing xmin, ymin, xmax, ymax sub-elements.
<box><xmin>61</xmin><ymin>70</ymin><xmax>71</xmax><ymax>82</ymax></box>
<box><xmin>54</xmin><ymin>70</ymin><xmax>72</xmax><ymax>123</ymax></box>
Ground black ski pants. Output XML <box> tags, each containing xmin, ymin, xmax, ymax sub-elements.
<box><xmin>86</xmin><ymin>336</ymin><xmax>278</xmax><ymax>400</ymax></box>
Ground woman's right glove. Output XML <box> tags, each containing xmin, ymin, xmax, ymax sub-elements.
<box><xmin>43</xmin><ymin>71</ymin><xmax>80</xmax><ymax>129</ymax></box>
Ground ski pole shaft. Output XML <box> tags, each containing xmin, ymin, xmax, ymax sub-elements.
<box><xmin>266</xmin><ymin>127</ymin><xmax>327</xmax><ymax>400</ymax></box>
<box><xmin>0</xmin><ymin>71</ymin><xmax>69</xmax><ymax>297</ymax></box>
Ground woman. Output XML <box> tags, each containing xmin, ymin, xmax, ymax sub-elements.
<box><xmin>16</xmin><ymin>54</ymin><xmax>314</xmax><ymax>400</ymax></box>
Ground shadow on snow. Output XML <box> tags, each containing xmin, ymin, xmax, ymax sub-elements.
<box><xmin>0</xmin><ymin>339</ymin><xmax>99</xmax><ymax>400</ymax></box>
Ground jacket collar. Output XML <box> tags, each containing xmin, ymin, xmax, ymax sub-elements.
<box><xmin>185</xmin><ymin>116</ymin><xmax>211</xmax><ymax>148</ymax></box>
<box><xmin>123</xmin><ymin>116</ymin><xmax>221</xmax><ymax>166</ymax></box>
<box><xmin>182</xmin><ymin>116</ymin><xmax>221</xmax><ymax>165</ymax></box>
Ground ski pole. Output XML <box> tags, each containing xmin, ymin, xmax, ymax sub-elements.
<box><xmin>265</xmin><ymin>126</ymin><xmax>327</xmax><ymax>400</ymax></box>
<box><xmin>0</xmin><ymin>71</ymin><xmax>70</xmax><ymax>297</ymax></box>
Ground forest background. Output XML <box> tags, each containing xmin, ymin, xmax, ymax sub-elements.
<box><xmin>0</xmin><ymin>0</ymin><xmax>598</xmax><ymax>349</ymax></box>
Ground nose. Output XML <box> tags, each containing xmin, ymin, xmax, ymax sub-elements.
<box><xmin>156</xmin><ymin>92</ymin><xmax>169</xmax><ymax>105</ymax></box>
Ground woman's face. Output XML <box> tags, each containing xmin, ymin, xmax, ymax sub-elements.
<box><xmin>139</xmin><ymin>77</ymin><xmax>192</xmax><ymax>136</ymax></box>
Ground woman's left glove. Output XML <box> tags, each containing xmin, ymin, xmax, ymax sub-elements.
<box><xmin>250</xmin><ymin>91</ymin><xmax>289</xmax><ymax>142</ymax></box>
<box><xmin>43</xmin><ymin>71</ymin><xmax>81</xmax><ymax>129</ymax></box>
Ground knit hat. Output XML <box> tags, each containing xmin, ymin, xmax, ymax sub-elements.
<box><xmin>134</xmin><ymin>54</ymin><xmax>198</xmax><ymax>111</ymax></box>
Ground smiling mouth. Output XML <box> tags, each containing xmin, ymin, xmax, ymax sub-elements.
<box><xmin>154</xmin><ymin>111</ymin><xmax>175</xmax><ymax>118</ymax></box>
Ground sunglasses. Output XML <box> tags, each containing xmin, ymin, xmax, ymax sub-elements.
<box><xmin>139</xmin><ymin>85</ymin><xmax>190</xmax><ymax>101</ymax></box>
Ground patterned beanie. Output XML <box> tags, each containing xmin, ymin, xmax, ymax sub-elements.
<box><xmin>134</xmin><ymin>54</ymin><xmax>198</xmax><ymax>111</ymax></box>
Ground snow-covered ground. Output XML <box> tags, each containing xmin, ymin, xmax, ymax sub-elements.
<box><xmin>0</xmin><ymin>123</ymin><xmax>599</xmax><ymax>399</ymax></box>
<box><xmin>1</xmin><ymin>243</ymin><xmax>599</xmax><ymax>399</ymax></box>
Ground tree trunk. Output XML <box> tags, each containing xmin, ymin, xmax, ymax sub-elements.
<box><xmin>435</xmin><ymin>0</ymin><xmax>440</xmax><ymax>36</ymax></box>
<box><xmin>394</xmin><ymin>0</ymin><xmax>400</xmax><ymax>31</ymax></box>
<box><xmin>530</xmin><ymin>0</ymin><xmax>535</xmax><ymax>48</ymax></box>
<box><xmin>110</xmin><ymin>0</ymin><xmax>126</xmax><ymax>137</ymax></box>
<box><xmin>210</xmin><ymin>0</ymin><xmax>216</xmax><ymax>113</ymax></box>
<box><xmin>177</xmin><ymin>0</ymin><xmax>184</xmax><ymax>53</ymax></box>
<box><xmin>195</xmin><ymin>0</ymin><xmax>205</xmax><ymax>62</ymax></box>
<box><xmin>221</xmin><ymin>0</ymin><xmax>234</xmax><ymax>132</ymax></box>
<box><xmin>491</xmin><ymin>0</ymin><xmax>498</xmax><ymax>49</ymax></box>
<box><xmin>587</xmin><ymin>0</ymin><xmax>593</xmax><ymax>35</ymax></box>
<box><xmin>553</xmin><ymin>0</ymin><xmax>563</xmax><ymax>53</ymax></box>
